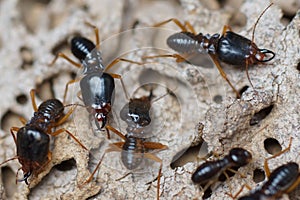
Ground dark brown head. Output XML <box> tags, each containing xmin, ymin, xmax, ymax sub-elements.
<box><xmin>120</xmin><ymin>97</ymin><xmax>152</xmax><ymax>128</ymax></box>
<box><xmin>228</xmin><ymin>148</ymin><xmax>252</xmax><ymax>167</ymax></box>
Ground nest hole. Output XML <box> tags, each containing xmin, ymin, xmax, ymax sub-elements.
<box><xmin>35</xmin><ymin>76</ymin><xmax>56</xmax><ymax>101</ymax></box>
<box><xmin>280</xmin><ymin>12</ymin><xmax>296</xmax><ymax>26</ymax></box>
<box><xmin>54</xmin><ymin>158</ymin><xmax>76</xmax><ymax>171</ymax></box>
<box><xmin>1</xmin><ymin>166</ymin><xmax>17</xmax><ymax>198</ymax></box>
<box><xmin>296</xmin><ymin>62</ymin><xmax>300</xmax><ymax>71</ymax></box>
<box><xmin>16</xmin><ymin>93</ymin><xmax>28</xmax><ymax>105</ymax></box>
<box><xmin>170</xmin><ymin>141</ymin><xmax>208</xmax><ymax>169</ymax></box>
<box><xmin>228</xmin><ymin>12</ymin><xmax>247</xmax><ymax>30</ymax></box>
<box><xmin>250</xmin><ymin>104</ymin><xmax>274</xmax><ymax>126</ymax></box>
<box><xmin>239</xmin><ymin>85</ymin><xmax>249</xmax><ymax>96</ymax></box>
<box><xmin>213</xmin><ymin>94</ymin><xmax>223</xmax><ymax>104</ymax></box>
<box><xmin>253</xmin><ymin>168</ymin><xmax>265</xmax><ymax>183</ymax></box>
<box><xmin>20</xmin><ymin>46</ymin><xmax>34</xmax><ymax>70</ymax></box>
<box><xmin>51</xmin><ymin>37</ymin><xmax>70</xmax><ymax>56</ymax></box>
<box><xmin>1</xmin><ymin>110</ymin><xmax>24</xmax><ymax>132</ymax></box>
<box><xmin>264</xmin><ymin>138</ymin><xmax>282</xmax><ymax>155</ymax></box>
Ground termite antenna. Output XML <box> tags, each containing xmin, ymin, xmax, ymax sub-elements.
<box><xmin>251</xmin><ymin>3</ymin><xmax>273</xmax><ymax>42</ymax></box>
<box><xmin>64</xmin><ymin>103</ymin><xmax>86</xmax><ymax>108</ymax></box>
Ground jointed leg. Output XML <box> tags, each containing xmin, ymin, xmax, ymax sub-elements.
<box><xmin>49</xmin><ymin>52</ymin><xmax>81</xmax><ymax>68</ymax></box>
<box><xmin>227</xmin><ymin>183</ymin><xmax>252</xmax><ymax>199</ymax></box>
<box><xmin>54</xmin><ymin>105</ymin><xmax>76</xmax><ymax>126</ymax></box>
<box><xmin>222</xmin><ymin>25</ymin><xmax>233</xmax><ymax>35</ymax></box>
<box><xmin>63</xmin><ymin>79</ymin><xmax>80</xmax><ymax>103</ymax></box>
<box><xmin>209</xmin><ymin>54</ymin><xmax>241</xmax><ymax>98</ymax></box>
<box><xmin>143</xmin><ymin>142</ymin><xmax>168</xmax><ymax>150</ymax></box>
<box><xmin>10</xmin><ymin>127</ymin><xmax>19</xmax><ymax>144</ymax></box>
<box><xmin>84</xmin><ymin>22</ymin><xmax>100</xmax><ymax>48</ymax></box>
<box><xmin>50</xmin><ymin>128</ymin><xmax>87</xmax><ymax>150</ymax></box>
<box><xmin>264</xmin><ymin>137</ymin><xmax>293</xmax><ymax>177</ymax></box>
<box><xmin>0</xmin><ymin>156</ymin><xmax>18</xmax><ymax>168</ymax></box>
<box><xmin>142</xmin><ymin>53</ymin><xmax>186</xmax><ymax>63</ymax></box>
<box><xmin>144</xmin><ymin>152</ymin><xmax>164</xmax><ymax>200</ymax></box>
<box><xmin>109</xmin><ymin>73</ymin><xmax>130</xmax><ymax>100</ymax></box>
<box><xmin>106</xmin><ymin>125</ymin><xmax>126</xmax><ymax>141</ymax></box>
<box><xmin>105</xmin><ymin>58</ymin><xmax>144</xmax><ymax>72</ymax></box>
<box><xmin>84</xmin><ymin>143</ymin><xmax>122</xmax><ymax>184</ymax></box>
<box><xmin>19</xmin><ymin>117</ymin><xmax>27</xmax><ymax>125</ymax></box>
<box><xmin>153</xmin><ymin>18</ymin><xmax>196</xmax><ymax>34</ymax></box>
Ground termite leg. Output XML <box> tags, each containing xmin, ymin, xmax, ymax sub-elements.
<box><xmin>227</xmin><ymin>183</ymin><xmax>252</xmax><ymax>199</ymax></box>
<box><xmin>84</xmin><ymin>143</ymin><xmax>123</xmax><ymax>184</ymax></box>
<box><xmin>264</xmin><ymin>137</ymin><xmax>293</xmax><ymax>177</ymax></box>
<box><xmin>63</xmin><ymin>78</ymin><xmax>80</xmax><ymax>104</ymax></box>
<box><xmin>153</xmin><ymin>18</ymin><xmax>196</xmax><ymax>34</ymax></box>
<box><xmin>84</xmin><ymin>21</ymin><xmax>100</xmax><ymax>48</ymax></box>
<box><xmin>105</xmin><ymin>57</ymin><xmax>144</xmax><ymax>72</ymax></box>
<box><xmin>144</xmin><ymin>152</ymin><xmax>164</xmax><ymax>200</ymax></box>
<box><xmin>209</xmin><ymin>54</ymin><xmax>241</xmax><ymax>98</ymax></box>
<box><xmin>142</xmin><ymin>53</ymin><xmax>187</xmax><ymax>63</ymax></box>
<box><xmin>50</xmin><ymin>128</ymin><xmax>87</xmax><ymax>150</ymax></box>
<box><xmin>106</xmin><ymin>125</ymin><xmax>126</xmax><ymax>140</ymax></box>
<box><xmin>54</xmin><ymin>105</ymin><xmax>76</xmax><ymax>127</ymax></box>
<box><xmin>10</xmin><ymin>127</ymin><xmax>19</xmax><ymax>144</ymax></box>
<box><xmin>222</xmin><ymin>25</ymin><xmax>233</xmax><ymax>35</ymax></box>
<box><xmin>109</xmin><ymin>73</ymin><xmax>130</xmax><ymax>100</ymax></box>
<box><xmin>49</xmin><ymin>52</ymin><xmax>81</xmax><ymax>68</ymax></box>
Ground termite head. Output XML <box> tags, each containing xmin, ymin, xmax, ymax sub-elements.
<box><xmin>93</xmin><ymin>103</ymin><xmax>111</xmax><ymax>129</ymax></box>
<box><xmin>228</xmin><ymin>148</ymin><xmax>252</xmax><ymax>167</ymax></box>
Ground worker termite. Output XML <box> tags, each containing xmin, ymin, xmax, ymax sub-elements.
<box><xmin>192</xmin><ymin>148</ymin><xmax>252</xmax><ymax>197</ymax></box>
<box><xmin>0</xmin><ymin>89</ymin><xmax>87</xmax><ymax>185</ymax></box>
<box><xmin>83</xmin><ymin>125</ymin><xmax>167</xmax><ymax>200</ymax></box>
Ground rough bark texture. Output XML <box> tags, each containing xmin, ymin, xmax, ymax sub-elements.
<box><xmin>0</xmin><ymin>0</ymin><xmax>299</xmax><ymax>199</ymax></box>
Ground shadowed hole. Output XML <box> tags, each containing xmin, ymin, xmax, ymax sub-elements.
<box><xmin>239</xmin><ymin>85</ymin><xmax>249</xmax><ymax>96</ymax></box>
<box><xmin>213</xmin><ymin>94</ymin><xmax>223</xmax><ymax>104</ymax></box>
<box><xmin>20</xmin><ymin>46</ymin><xmax>34</xmax><ymax>70</ymax></box>
<box><xmin>250</xmin><ymin>104</ymin><xmax>274</xmax><ymax>126</ymax></box>
<box><xmin>170</xmin><ymin>141</ymin><xmax>208</xmax><ymax>169</ymax></box>
<box><xmin>264</xmin><ymin>138</ymin><xmax>282</xmax><ymax>155</ymax></box>
<box><xmin>16</xmin><ymin>93</ymin><xmax>28</xmax><ymax>105</ymax></box>
<box><xmin>253</xmin><ymin>168</ymin><xmax>265</xmax><ymax>183</ymax></box>
<box><xmin>296</xmin><ymin>62</ymin><xmax>300</xmax><ymax>71</ymax></box>
<box><xmin>54</xmin><ymin>158</ymin><xmax>76</xmax><ymax>171</ymax></box>
<box><xmin>228</xmin><ymin>12</ymin><xmax>247</xmax><ymax>30</ymax></box>
<box><xmin>1</xmin><ymin>110</ymin><xmax>24</xmax><ymax>132</ymax></box>
<box><xmin>29</xmin><ymin>159</ymin><xmax>76</xmax><ymax>199</ymax></box>
<box><xmin>280</xmin><ymin>13</ymin><xmax>296</xmax><ymax>26</ymax></box>
<box><xmin>51</xmin><ymin>38</ymin><xmax>69</xmax><ymax>56</ymax></box>
<box><xmin>1</xmin><ymin>166</ymin><xmax>17</xmax><ymax>198</ymax></box>
<box><xmin>216</xmin><ymin>0</ymin><xmax>226</xmax><ymax>8</ymax></box>
<box><xmin>35</xmin><ymin>76</ymin><xmax>55</xmax><ymax>101</ymax></box>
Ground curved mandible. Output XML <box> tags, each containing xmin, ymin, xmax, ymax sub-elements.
<box><xmin>258</xmin><ymin>49</ymin><xmax>275</xmax><ymax>62</ymax></box>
